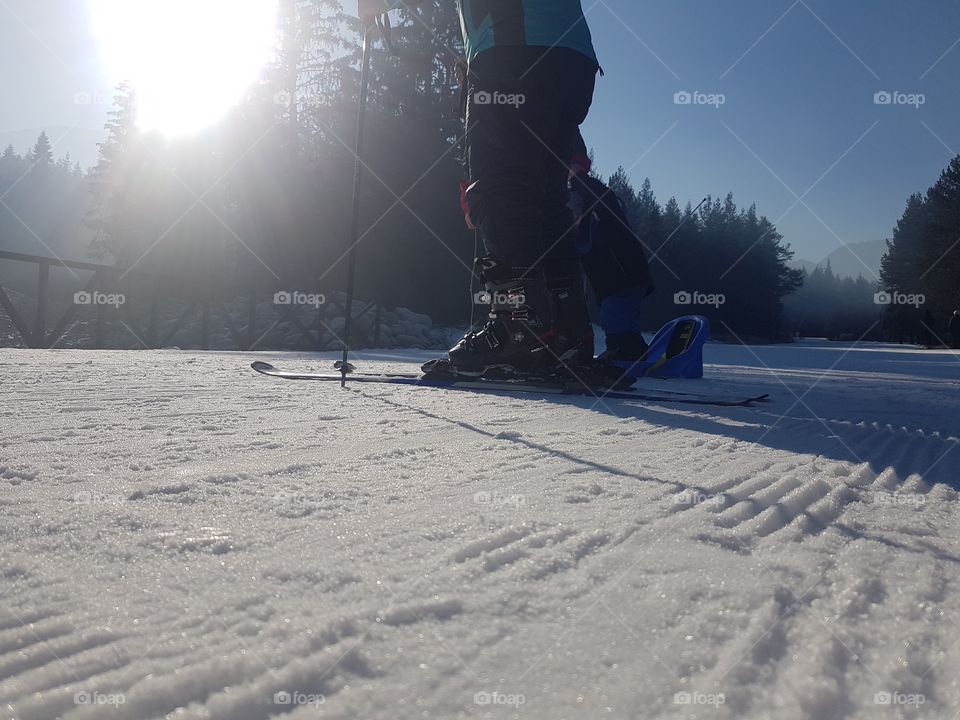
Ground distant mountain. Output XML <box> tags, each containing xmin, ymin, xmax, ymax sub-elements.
<box><xmin>790</xmin><ymin>258</ymin><xmax>818</xmax><ymax>275</ymax></box>
<box><xmin>790</xmin><ymin>238</ymin><xmax>887</xmax><ymax>281</ymax></box>
<box><xmin>822</xmin><ymin>239</ymin><xmax>886</xmax><ymax>280</ymax></box>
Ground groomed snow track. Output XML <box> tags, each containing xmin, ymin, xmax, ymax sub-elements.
<box><xmin>1</xmin><ymin>342</ymin><xmax>958</xmax><ymax>719</ymax></box>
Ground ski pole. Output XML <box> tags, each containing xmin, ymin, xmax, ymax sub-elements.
<box><xmin>338</xmin><ymin>21</ymin><xmax>374</xmax><ymax>385</ymax></box>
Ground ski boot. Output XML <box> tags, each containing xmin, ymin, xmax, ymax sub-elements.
<box><xmin>442</xmin><ymin>260</ymin><xmax>556</xmax><ymax>377</ymax></box>
<box><xmin>423</xmin><ymin>258</ymin><xmax>581</xmax><ymax>380</ymax></box>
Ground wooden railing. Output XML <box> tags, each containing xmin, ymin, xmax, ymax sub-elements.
<box><xmin>0</xmin><ymin>249</ymin><xmax>383</xmax><ymax>350</ymax></box>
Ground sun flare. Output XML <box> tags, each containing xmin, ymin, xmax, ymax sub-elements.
<box><xmin>91</xmin><ymin>0</ymin><xmax>278</xmax><ymax>135</ymax></box>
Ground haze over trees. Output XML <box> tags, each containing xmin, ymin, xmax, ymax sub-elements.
<box><xmin>771</xmin><ymin>153</ymin><xmax>960</xmax><ymax>345</ymax></box>
<box><xmin>0</xmin><ymin>134</ymin><xmax>90</xmax><ymax>296</ymax></box>
<box><xmin>782</xmin><ymin>263</ymin><xmax>880</xmax><ymax>341</ymax></box>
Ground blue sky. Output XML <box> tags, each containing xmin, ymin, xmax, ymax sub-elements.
<box><xmin>1</xmin><ymin>0</ymin><xmax>958</xmax><ymax>264</ymax></box>
<box><xmin>581</xmin><ymin>1</ymin><xmax>960</xmax><ymax>263</ymax></box>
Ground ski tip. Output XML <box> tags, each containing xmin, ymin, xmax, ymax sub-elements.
<box><xmin>251</xmin><ymin>361</ymin><xmax>278</xmax><ymax>374</ymax></box>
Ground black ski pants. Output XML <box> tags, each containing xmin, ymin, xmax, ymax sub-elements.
<box><xmin>464</xmin><ymin>46</ymin><xmax>598</xmax><ymax>279</ymax></box>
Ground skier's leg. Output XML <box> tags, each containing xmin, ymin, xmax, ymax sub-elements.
<box><xmin>448</xmin><ymin>48</ymin><xmax>566</xmax><ymax>373</ymax></box>
<box><xmin>599</xmin><ymin>287</ymin><xmax>651</xmax><ymax>360</ymax></box>
<box><xmin>578</xmin><ymin>217</ymin><xmax>652</xmax><ymax>360</ymax></box>
<box><xmin>464</xmin><ymin>47</ymin><xmax>550</xmax><ymax>270</ymax></box>
<box><xmin>570</xmin><ymin>167</ymin><xmax>655</xmax><ymax>361</ymax></box>
<box><xmin>537</xmin><ymin>50</ymin><xmax>599</xmax><ymax>363</ymax></box>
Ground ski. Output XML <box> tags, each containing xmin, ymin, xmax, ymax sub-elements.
<box><xmin>301</xmin><ymin>367</ymin><xmax>755</xmax><ymax>402</ymax></box>
<box><xmin>251</xmin><ymin>362</ymin><xmax>770</xmax><ymax>407</ymax></box>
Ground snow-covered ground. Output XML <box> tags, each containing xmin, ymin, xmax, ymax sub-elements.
<box><xmin>2</xmin><ymin>341</ymin><xmax>959</xmax><ymax>720</ymax></box>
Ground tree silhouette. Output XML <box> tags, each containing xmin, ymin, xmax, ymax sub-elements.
<box><xmin>880</xmin><ymin>155</ymin><xmax>960</xmax><ymax>324</ymax></box>
<box><xmin>29</xmin><ymin>131</ymin><xmax>53</xmax><ymax>171</ymax></box>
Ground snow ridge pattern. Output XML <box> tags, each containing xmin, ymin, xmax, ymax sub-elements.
<box><xmin>1</xmin><ymin>342</ymin><xmax>958</xmax><ymax>719</ymax></box>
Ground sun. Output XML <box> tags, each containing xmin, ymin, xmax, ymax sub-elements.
<box><xmin>91</xmin><ymin>0</ymin><xmax>279</xmax><ymax>135</ymax></box>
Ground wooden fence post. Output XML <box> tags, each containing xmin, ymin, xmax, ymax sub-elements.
<box><xmin>200</xmin><ymin>300</ymin><xmax>210</xmax><ymax>351</ymax></box>
<box><xmin>247</xmin><ymin>291</ymin><xmax>257</xmax><ymax>351</ymax></box>
<box><xmin>95</xmin><ymin>302</ymin><xmax>106</xmax><ymax>347</ymax></box>
<box><xmin>34</xmin><ymin>262</ymin><xmax>50</xmax><ymax>348</ymax></box>
<box><xmin>147</xmin><ymin>279</ymin><xmax>160</xmax><ymax>348</ymax></box>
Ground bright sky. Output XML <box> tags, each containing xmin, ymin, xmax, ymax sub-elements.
<box><xmin>0</xmin><ymin>0</ymin><xmax>958</xmax><ymax>264</ymax></box>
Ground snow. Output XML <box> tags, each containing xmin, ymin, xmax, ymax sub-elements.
<box><xmin>1</xmin><ymin>341</ymin><xmax>959</xmax><ymax>720</ymax></box>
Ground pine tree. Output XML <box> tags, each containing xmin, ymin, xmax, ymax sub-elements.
<box><xmin>0</xmin><ymin>144</ymin><xmax>25</xmax><ymax>199</ymax></box>
<box><xmin>607</xmin><ymin>168</ymin><xmax>638</xmax><ymax>217</ymax></box>
<box><xmin>633</xmin><ymin>178</ymin><xmax>662</xmax><ymax>249</ymax></box>
<box><xmin>880</xmin><ymin>155</ymin><xmax>960</xmax><ymax>317</ymax></box>
<box><xmin>880</xmin><ymin>193</ymin><xmax>928</xmax><ymax>297</ymax></box>
<box><xmin>86</xmin><ymin>83</ymin><xmax>139</xmax><ymax>261</ymax></box>
<box><xmin>920</xmin><ymin>156</ymin><xmax>960</xmax><ymax>310</ymax></box>
<box><xmin>661</xmin><ymin>197</ymin><xmax>682</xmax><ymax>233</ymax></box>
<box><xmin>30</xmin><ymin>131</ymin><xmax>53</xmax><ymax>172</ymax></box>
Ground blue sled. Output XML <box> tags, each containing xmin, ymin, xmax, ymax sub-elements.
<box><xmin>613</xmin><ymin>315</ymin><xmax>710</xmax><ymax>379</ymax></box>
